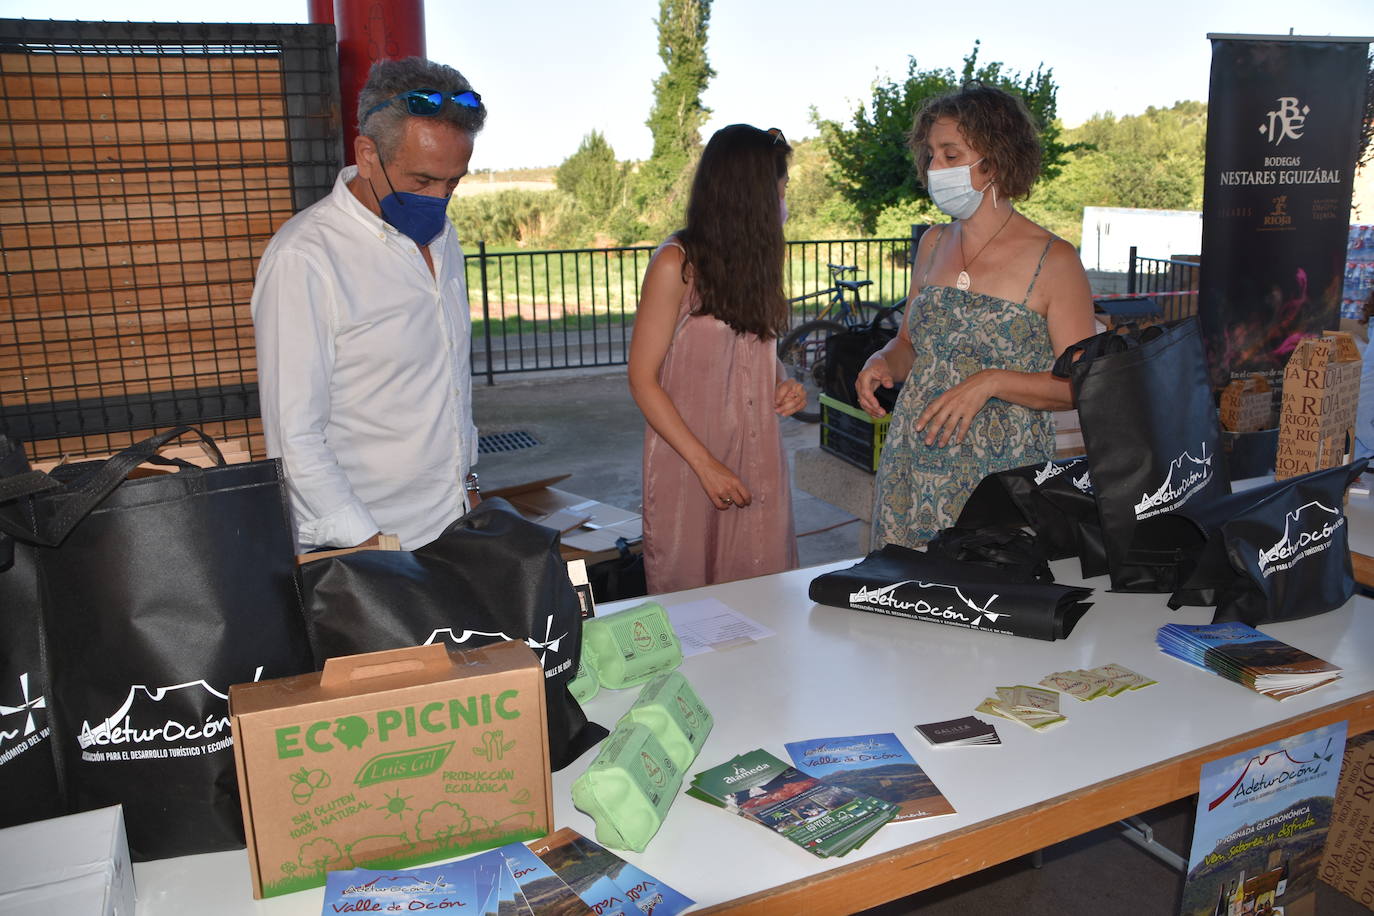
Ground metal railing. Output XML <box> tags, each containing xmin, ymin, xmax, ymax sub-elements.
<box><xmin>466</xmin><ymin>237</ymin><xmax>914</xmax><ymax>382</ymax></box>
<box><xmin>1127</xmin><ymin>246</ymin><xmax>1200</xmax><ymax>322</ymax></box>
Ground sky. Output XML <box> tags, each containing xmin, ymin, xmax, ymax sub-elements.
<box><xmin>1</xmin><ymin>0</ymin><xmax>1371</xmax><ymax>171</ymax></box>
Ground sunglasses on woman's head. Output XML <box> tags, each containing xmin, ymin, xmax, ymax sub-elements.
<box><xmin>362</xmin><ymin>88</ymin><xmax>482</xmax><ymax>122</ymax></box>
<box><xmin>766</xmin><ymin>127</ymin><xmax>785</xmax><ymax>145</ymax></box>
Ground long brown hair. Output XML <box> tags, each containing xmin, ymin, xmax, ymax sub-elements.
<box><xmin>678</xmin><ymin>124</ymin><xmax>792</xmax><ymax>339</ymax></box>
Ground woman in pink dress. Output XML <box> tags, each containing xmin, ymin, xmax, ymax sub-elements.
<box><xmin>628</xmin><ymin>124</ymin><xmax>805</xmax><ymax>594</ymax></box>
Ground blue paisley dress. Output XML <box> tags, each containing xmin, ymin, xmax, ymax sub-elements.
<box><xmin>872</xmin><ymin>232</ymin><xmax>1057</xmax><ymax>548</ymax></box>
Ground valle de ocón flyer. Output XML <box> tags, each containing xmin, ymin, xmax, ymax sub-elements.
<box><xmin>1179</xmin><ymin>721</ymin><xmax>1347</xmax><ymax>916</ymax></box>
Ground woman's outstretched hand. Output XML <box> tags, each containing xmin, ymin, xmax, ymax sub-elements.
<box><xmin>856</xmin><ymin>355</ymin><xmax>896</xmax><ymax>418</ymax></box>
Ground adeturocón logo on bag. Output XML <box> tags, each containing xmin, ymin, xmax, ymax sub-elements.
<box><xmin>0</xmin><ymin>672</ymin><xmax>49</xmax><ymax>769</ymax></box>
<box><xmin>1256</xmin><ymin>500</ymin><xmax>1345</xmax><ymax>577</ymax></box>
<box><xmin>75</xmin><ymin>667</ymin><xmax>262</xmax><ymax>764</ymax></box>
<box><xmin>1134</xmin><ymin>443</ymin><xmax>1214</xmax><ymax>519</ymax></box>
<box><xmin>847</xmin><ymin>580</ymin><xmax>1010</xmax><ymax>631</ymax></box>
<box><xmin>425</xmin><ymin>615</ymin><xmax>572</xmax><ymax>679</ymax></box>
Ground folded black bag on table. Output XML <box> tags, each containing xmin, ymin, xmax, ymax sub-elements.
<box><xmin>299</xmin><ymin>498</ymin><xmax>608</xmax><ymax>771</ymax></box>
<box><xmin>808</xmin><ymin>544</ymin><xmax>1093</xmax><ymax>641</ymax></box>
<box><xmin>1136</xmin><ymin>459</ymin><xmax>1367</xmax><ymax>626</ymax></box>
<box><xmin>1052</xmin><ymin>319</ymin><xmax>1231</xmax><ymax>592</ymax></box>
<box><xmin>924</xmin><ymin>525</ymin><xmax>1054</xmax><ymax>583</ymax></box>
<box><xmin>0</xmin><ymin>429</ymin><xmax>314</xmax><ymax>859</ymax></box>
<box><xmin>956</xmin><ymin>455</ymin><xmax>1107</xmax><ymax>576</ymax></box>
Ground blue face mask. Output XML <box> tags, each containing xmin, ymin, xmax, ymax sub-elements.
<box><xmin>373</xmin><ymin>159</ymin><xmax>451</xmax><ymax>247</ymax></box>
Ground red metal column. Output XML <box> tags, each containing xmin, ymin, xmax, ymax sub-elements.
<box><xmin>330</xmin><ymin>0</ymin><xmax>426</xmax><ymax>164</ymax></box>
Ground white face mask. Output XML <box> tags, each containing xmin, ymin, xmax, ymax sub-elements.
<box><xmin>927</xmin><ymin>158</ymin><xmax>992</xmax><ymax>220</ymax></box>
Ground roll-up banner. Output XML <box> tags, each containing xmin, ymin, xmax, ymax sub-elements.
<box><xmin>1199</xmin><ymin>34</ymin><xmax>1371</xmax><ymax>401</ymax></box>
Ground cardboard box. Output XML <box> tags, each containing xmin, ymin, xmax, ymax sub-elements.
<box><xmin>485</xmin><ymin>475</ymin><xmax>642</xmax><ymax>563</ymax></box>
<box><xmin>1220</xmin><ymin>374</ymin><xmax>1274</xmax><ymax>432</ymax></box>
<box><xmin>0</xmin><ymin>805</ymin><xmax>135</xmax><ymax>915</ymax></box>
<box><xmin>229</xmin><ymin>641</ymin><xmax>551</xmax><ymax>899</ymax></box>
<box><xmin>1319</xmin><ymin>731</ymin><xmax>1374</xmax><ymax>911</ymax></box>
<box><xmin>1276</xmin><ymin>331</ymin><xmax>1361</xmax><ymax>480</ymax></box>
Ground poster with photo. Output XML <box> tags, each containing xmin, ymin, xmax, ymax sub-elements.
<box><xmin>1180</xmin><ymin>721</ymin><xmax>1347</xmax><ymax>916</ymax></box>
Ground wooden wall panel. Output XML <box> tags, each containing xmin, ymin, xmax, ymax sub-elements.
<box><xmin>0</xmin><ymin>23</ymin><xmax>336</xmax><ymax>462</ymax></box>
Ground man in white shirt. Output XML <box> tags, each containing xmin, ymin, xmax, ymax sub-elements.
<box><xmin>252</xmin><ymin>58</ymin><xmax>485</xmax><ymax>550</ymax></box>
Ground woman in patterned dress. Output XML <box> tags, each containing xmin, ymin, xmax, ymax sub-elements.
<box><xmin>629</xmin><ymin>125</ymin><xmax>806</xmax><ymax>593</ymax></box>
<box><xmin>857</xmin><ymin>85</ymin><xmax>1096</xmax><ymax>548</ymax></box>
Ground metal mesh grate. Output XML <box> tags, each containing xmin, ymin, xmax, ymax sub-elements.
<box><xmin>0</xmin><ymin>19</ymin><xmax>341</xmax><ymax>461</ymax></box>
<box><xmin>477</xmin><ymin>430</ymin><xmax>540</xmax><ymax>454</ymax></box>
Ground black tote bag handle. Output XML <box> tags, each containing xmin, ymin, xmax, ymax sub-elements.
<box><xmin>1051</xmin><ymin>324</ymin><xmax>1166</xmax><ymax>379</ymax></box>
<box><xmin>0</xmin><ymin>426</ymin><xmax>226</xmax><ymax>546</ymax></box>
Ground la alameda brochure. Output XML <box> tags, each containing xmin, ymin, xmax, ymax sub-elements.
<box><xmin>1181</xmin><ymin>721</ymin><xmax>1347</xmax><ymax>916</ymax></box>
<box><xmin>783</xmin><ymin>733</ymin><xmax>956</xmax><ymax>822</ymax></box>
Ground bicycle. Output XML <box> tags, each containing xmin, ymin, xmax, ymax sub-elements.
<box><xmin>777</xmin><ymin>263</ymin><xmax>904</xmax><ymax>422</ymax></box>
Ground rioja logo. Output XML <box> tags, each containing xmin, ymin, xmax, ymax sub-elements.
<box><xmin>427</xmin><ymin>614</ymin><xmax>571</xmax><ymax>679</ymax></box>
<box><xmin>1256</xmin><ymin>500</ymin><xmax>1344</xmax><ymax>577</ymax></box>
<box><xmin>847</xmin><ymin>581</ymin><xmax>1008</xmax><ymax>628</ymax></box>
<box><xmin>1259</xmin><ymin>97</ymin><xmax>1308</xmax><ymax>146</ymax></box>
<box><xmin>1134</xmin><ymin>444</ymin><xmax>1213</xmax><ymax>518</ymax></box>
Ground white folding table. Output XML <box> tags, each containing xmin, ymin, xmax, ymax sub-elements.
<box><xmin>132</xmin><ymin>550</ymin><xmax>1374</xmax><ymax>915</ymax></box>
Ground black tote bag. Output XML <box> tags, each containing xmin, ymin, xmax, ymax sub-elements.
<box><xmin>1141</xmin><ymin>460</ymin><xmax>1367</xmax><ymax>626</ymax></box>
<box><xmin>0</xmin><ymin>428</ymin><xmax>314</xmax><ymax>860</ymax></box>
<box><xmin>808</xmin><ymin>545</ymin><xmax>1093</xmax><ymax>641</ymax></box>
<box><xmin>0</xmin><ymin>437</ymin><xmax>64</xmax><ymax>829</ymax></box>
<box><xmin>1052</xmin><ymin>319</ymin><xmax>1231</xmax><ymax>592</ymax></box>
<box><xmin>300</xmin><ymin>498</ymin><xmax>608</xmax><ymax>772</ymax></box>
<box><xmin>955</xmin><ymin>456</ymin><xmax>1108</xmax><ymax>579</ymax></box>
<box><xmin>924</xmin><ymin>525</ymin><xmax>1054</xmax><ymax>584</ymax></box>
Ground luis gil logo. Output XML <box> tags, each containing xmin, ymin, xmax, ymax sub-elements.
<box><xmin>76</xmin><ymin>668</ymin><xmax>263</xmax><ymax>761</ymax></box>
<box><xmin>1256</xmin><ymin>500</ymin><xmax>1344</xmax><ymax>578</ymax></box>
<box><xmin>1134</xmin><ymin>444</ymin><xmax>1212</xmax><ymax>519</ymax></box>
<box><xmin>848</xmin><ymin>581</ymin><xmax>1008</xmax><ymax>629</ymax></box>
<box><xmin>1259</xmin><ymin>97</ymin><xmax>1308</xmax><ymax>146</ymax></box>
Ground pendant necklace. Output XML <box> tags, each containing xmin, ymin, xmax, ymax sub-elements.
<box><xmin>956</xmin><ymin>208</ymin><xmax>1014</xmax><ymax>291</ymax></box>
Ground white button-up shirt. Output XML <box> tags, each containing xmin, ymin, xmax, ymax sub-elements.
<box><xmin>251</xmin><ymin>166</ymin><xmax>477</xmax><ymax>551</ymax></box>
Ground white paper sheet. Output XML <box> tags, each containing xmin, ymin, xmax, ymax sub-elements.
<box><xmin>664</xmin><ymin>598</ymin><xmax>775</xmax><ymax>657</ymax></box>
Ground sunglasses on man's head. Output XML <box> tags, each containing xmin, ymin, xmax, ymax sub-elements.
<box><xmin>362</xmin><ymin>88</ymin><xmax>482</xmax><ymax>122</ymax></box>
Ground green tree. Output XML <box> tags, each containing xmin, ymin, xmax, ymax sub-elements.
<box><xmin>821</xmin><ymin>42</ymin><xmax>1073</xmax><ymax>233</ymax></box>
<box><xmin>782</xmin><ymin>133</ymin><xmax>861</xmax><ymax>239</ymax></box>
<box><xmin>556</xmin><ymin>130</ymin><xmax>628</xmax><ymax>225</ymax></box>
<box><xmin>636</xmin><ymin>0</ymin><xmax>714</xmax><ymax>234</ymax></box>
<box><xmin>1024</xmin><ymin>101</ymin><xmax>1207</xmax><ymax>245</ymax></box>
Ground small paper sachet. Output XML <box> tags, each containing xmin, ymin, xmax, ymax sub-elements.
<box><xmin>1089</xmin><ymin>663</ymin><xmax>1157</xmax><ymax>691</ymax></box>
<box><xmin>1037</xmin><ymin>670</ymin><xmax>1104</xmax><ymax>701</ymax></box>
<box><xmin>977</xmin><ymin>694</ymin><xmax>1066</xmax><ymax>731</ymax></box>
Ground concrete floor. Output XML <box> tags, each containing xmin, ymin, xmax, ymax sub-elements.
<box><xmin>471</xmin><ymin>367</ymin><xmax>1367</xmax><ymax>916</ymax></box>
